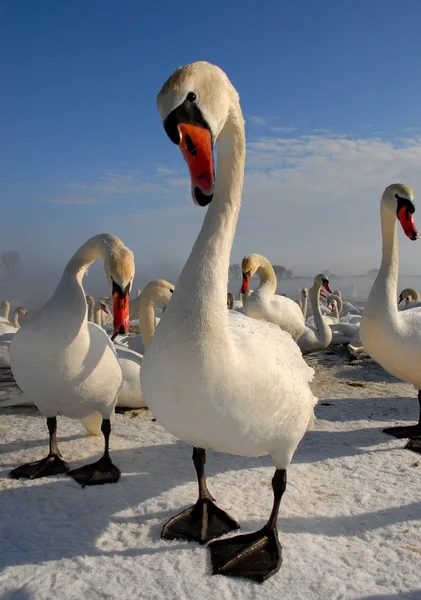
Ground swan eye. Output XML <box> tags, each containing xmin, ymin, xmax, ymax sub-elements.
<box><xmin>186</xmin><ymin>92</ymin><xmax>196</xmax><ymax>102</ymax></box>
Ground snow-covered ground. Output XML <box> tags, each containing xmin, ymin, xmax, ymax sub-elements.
<box><xmin>1</xmin><ymin>349</ymin><xmax>421</xmax><ymax>599</ymax></box>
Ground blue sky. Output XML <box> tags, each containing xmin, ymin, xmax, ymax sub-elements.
<box><xmin>2</xmin><ymin>0</ymin><xmax>421</xmax><ymax>295</ymax></box>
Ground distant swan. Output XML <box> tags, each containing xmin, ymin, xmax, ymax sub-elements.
<box><xmin>241</xmin><ymin>253</ymin><xmax>305</xmax><ymax>340</ymax></box>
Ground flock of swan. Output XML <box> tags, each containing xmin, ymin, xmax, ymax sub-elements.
<box><xmin>1</xmin><ymin>61</ymin><xmax>421</xmax><ymax>584</ymax></box>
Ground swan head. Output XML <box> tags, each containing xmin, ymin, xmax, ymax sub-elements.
<box><xmin>398</xmin><ymin>287</ymin><xmax>417</xmax><ymax>305</ymax></box>
<box><xmin>104</xmin><ymin>244</ymin><xmax>135</xmax><ymax>340</ymax></box>
<box><xmin>314</xmin><ymin>273</ymin><xmax>332</xmax><ymax>294</ymax></box>
<box><xmin>85</xmin><ymin>294</ymin><xmax>94</xmax><ymax>308</ymax></box>
<box><xmin>143</xmin><ymin>279</ymin><xmax>175</xmax><ymax>305</ymax></box>
<box><xmin>240</xmin><ymin>254</ymin><xmax>259</xmax><ymax>293</ymax></box>
<box><xmin>97</xmin><ymin>296</ymin><xmax>112</xmax><ymax>315</ymax></box>
<box><xmin>157</xmin><ymin>61</ymin><xmax>237</xmax><ymax>206</ymax></box>
<box><xmin>382</xmin><ymin>184</ymin><xmax>418</xmax><ymax>241</ymax></box>
<box><xmin>17</xmin><ymin>306</ymin><xmax>31</xmax><ymax>320</ymax></box>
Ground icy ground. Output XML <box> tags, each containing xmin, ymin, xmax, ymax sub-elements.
<box><xmin>1</xmin><ymin>349</ymin><xmax>421</xmax><ymax>599</ymax></box>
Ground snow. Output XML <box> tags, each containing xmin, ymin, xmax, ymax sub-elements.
<box><xmin>1</xmin><ymin>349</ymin><xmax>421</xmax><ymax>599</ymax></box>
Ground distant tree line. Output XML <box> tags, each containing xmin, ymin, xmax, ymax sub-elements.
<box><xmin>0</xmin><ymin>250</ymin><xmax>22</xmax><ymax>281</ymax></box>
<box><xmin>229</xmin><ymin>263</ymin><xmax>293</xmax><ymax>280</ymax></box>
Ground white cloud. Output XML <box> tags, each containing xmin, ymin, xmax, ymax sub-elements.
<box><xmin>248</xmin><ymin>115</ymin><xmax>268</xmax><ymax>126</ymax></box>
<box><xmin>270</xmin><ymin>126</ymin><xmax>296</xmax><ymax>133</ymax></box>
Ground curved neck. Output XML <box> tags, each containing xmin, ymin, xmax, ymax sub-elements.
<box><xmin>93</xmin><ymin>302</ymin><xmax>102</xmax><ymax>327</ymax></box>
<box><xmin>368</xmin><ymin>204</ymin><xmax>399</xmax><ymax>318</ymax></box>
<box><xmin>255</xmin><ymin>257</ymin><xmax>277</xmax><ymax>295</ymax></box>
<box><xmin>331</xmin><ymin>295</ymin><xmax>342</xmax><ymax>314</ymax></box>
<box><xmin>139</xmin><ymin>294</ymin><xmax>157</xmax><ymax>347</ymax></box>
<box><xmin>45</xmin><ymin>234</ymin><xmax>116</xmax><ymax>326</ymax></box>
<box><xmin>11</xmin><ymin>309</ymin><xmax>20</xmax><ymax>328</ymax></box>
<box><xmin>87</xmin><ymin>300</ymin><xmax>95</xmax><ymax>323</ymax></box>
<box><xmin>310</xmin><ymin>285</ymin><xmax>330</xmax><ymax>336</ymax></box>
<box><xmin>171</xmin><ymin>101</ymin><xmax>246</xmax><ymax>331</ymax></box>
<box><xmin>301</xmin><ymin>293</ymin><xmax>308</xmax><ymax>318</ymax></box>
<box><xmin>1</xmin><ymin>301</ymin><xmax>10</xmax><ymax>320</ymax></box>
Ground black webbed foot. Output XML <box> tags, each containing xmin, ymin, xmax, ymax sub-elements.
<box><xmin>383</xmin><ymin>424</ymin><xmax>421</xmax><ymax>439</ymax></box>
<box><xmin>209</xmin><ymin>525</ymin><xmax>282</xmax><ymax>583</ymax></box>
<box><xmin>9</xmin><ymin>454</ymin><xmax>69</xmax><ymax>480</ymax></box>
<box><xmin>162</xmin><ymin>498</ymin><xmax>240</xmax><ymax>544</ymax></box>
<box><xmin>68</xmin><ymin>457</ymin><xmax>120</xmax><ymax>487</ymax></box>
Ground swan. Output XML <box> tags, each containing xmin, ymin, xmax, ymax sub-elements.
<box><xmin>331</xmin><ymin>290</ymin><xmax>360</xmax><ymax>316</ymax></box>
<box><xmin>297</xmin><ymin>274</ymin><xmax>333</xmax><ymax>355</ymax></box>
<box><xmin>329</xmin><ymin>321</ymin><xmax>360</xmax><ymax>346</ymax></box>
<box><xmin>0</xmin><ymin>306</ymin><xmax>30</xmax><ymax>329</ymax></box>
<box><xmin>0</xmin><ymin>307</ymin><xmax>30</xmax><ymax>368</ymax></box>
<box><xmin>121</xmin><ymin>279</ymin><xmax>173</xmax><ymax>355</ymax></box>
<box><xmin>360</xmin><ymin>183</ymin><xmax>421</xmax><ymax>448</ymax></box>
<box><xmin>398</xmin><ymin>288</ymin><xmax>421</xmax><ymax>310</ymax></box>
<box><xmin>241</xmin><ymin>254</ymin><xmax>305</xmax><ymax>340</ymax></box>
<box><xmin>141</xmin><ymin>61</ymin><xmax>316</xmax><ymax>582</ymax></box>
<box><xmin>9</xmin><ymin>233</ymin><xmax>135</xmax><ymax>485</ymax></box>
<box><xmin>0</xmin><ymin>300</ymin><xmax>11</xmax><ymax>323</ymax></box>
<box><xmin>305</xmin><ymin>295</ymin><xmax>339</xmax><ymax>328</ymax></box>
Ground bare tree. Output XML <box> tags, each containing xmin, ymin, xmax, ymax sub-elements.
<box><xmin>272</xmin><ymin>265</ymin><xmax>294</xmax><ymax>280</ymax></box>
<box><xmin>0</xmin><ymin>250</ymin><xmax>22</xmax><ymax>281</ymax></box>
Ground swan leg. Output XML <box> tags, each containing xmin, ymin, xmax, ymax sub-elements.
<box><xmin>383</xmin><ymin>391</ymin><xmax>421</xmax><ymax>439</ymax></box>
<box><xmin>67</xmin><ymin>419</ymin><xmax>120</xmax><ymax>487</ymax></box>
<box><xmin>208</xmin><ymin>468</ymin><xmax>285</xmax><ymax>583</ymax></box>
<box><xmin>161</xmin><ymin>447</ymin><xmax>240</xmax><ymax>544</ymax></box>
<box><xmin>9</xmin><ymin>417</ymin><xmax>69</xmax><ymax>480</ymax></box>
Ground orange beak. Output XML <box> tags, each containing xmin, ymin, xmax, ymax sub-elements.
<box><xmin>397</xmin><ymin>205</ymin><xmax>418</xmax><ymax>240</ymax></box>
<box><xmin>323</xmin><ymin>281</ymin><xmax>332</xmax><ymax>293</ymax></box>
<box><xmin>241</xmin><ymin>274</ymin><xmax>250</xmax><ymax>294</ymax></box>
<box><xmin>111</xmin><ymin>290</ymin><xmax>130</xmax><ymax>341</ymax></box>
<box><xmin>320</xmin><ymin>290</ymin><xmax>327</xmax><ymax>298</ymax></box>
<box><xmin>178</xmin><ymin>123</ymin><xmax>214</xmax><ymax>206</ymax></box>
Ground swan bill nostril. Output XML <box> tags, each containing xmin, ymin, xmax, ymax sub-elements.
<box><xmin>185</xmin><ymin>134</ymin><xmax>197</xmax><ymax>156</ymax></box>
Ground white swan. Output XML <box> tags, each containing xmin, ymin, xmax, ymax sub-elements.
<box><xmin>0</xmin><ymin>300</ymin><xmax>11</xmax><ymax>323</ymax></box>
<box><xmin>398</xmin><ymin>288</ymin><xmax>421</xmax><ymax>311</ymax></box>
<box><xmin>121</xmin><ymin>279</ymin><xmax>173</xmax><ymax>355</ymax></box>
<box><xmin>9</xmin><ymin>233</ymin><xmax>135</xmax><ymax>485</ymax></box>
<box><xmin>297</xmin><ymin>274</ymin><xmax>333</xmax><ymax>355</ymax></box>
<box><xmin>360</xmin><ymin>183</ymin><xmax>421</xmax><ymax>447</ymax></box>
<box><xmin>141</xmin><ymin>61</ymin><xmax>316</xmax><ymax>582</ymax></box>
<box><xmin>0</xmin><ymin>306</ymin><xmax>30</xmax><ymax>329</ymax></box>
<box><xmin>331</xmin><ymin>290</ymin><xmax>360</xmax><ymax>316</ymax></box>
<box><xmin>241</xmin><ymin>253</ymin><xmax>305</xmax><ymax>340</ymax></box>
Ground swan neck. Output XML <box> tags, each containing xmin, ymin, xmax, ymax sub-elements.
<box><xmin>256</xmin><ymin>258</ymin><xmax>277</xmax><ymax>294</ymax></box>
<box><xmin>171</xmin><ymin>101</ymin><xmax>246</xmax><ymax>325</ymax></box>
<box><xmin>139</xmin><ymin>294</ymin><xmax>156</xmax><ymax>347</ymax></box>
<box><xmin>369</xmin><ymin>205</ymin><xmax>399</xmax><ymax>317</ymax></box>
<box><xmin>310</xmin><ymin>285</ymin><xmax>328</xmax><ymax>332</ymax></box>
<box><xmin>93</xmin><ymin>303</ymin><xmax>102</xmax><ymax>327</ymax></box>
<box><xmin>2</xmin><ymin>301</ymin><xmax>10</xmax><ymax>320</ymax></box>
<box><xmin>12</xmin><ymin>309</ymin><xmax>19</xmax><ymax>328</ymax></box>
<box><xmin>301</xmin><ymin>294</ymin><xmax>308</xmax><ymax>318</ymax></box>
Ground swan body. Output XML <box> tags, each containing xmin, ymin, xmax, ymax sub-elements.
<box><xmin>241</xmin><ymin>254</ymin><xmax>305</xmax><ymax>340</ymax></box>
<box><xmin>9</xmin><ymin>233</ymin><xmax>134</xmax><ymax>485</ymax></box>
<box><xmin>360</xmin><ymin>184</ymin><xmax>421</xmax><ymax>386</ymax></box>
